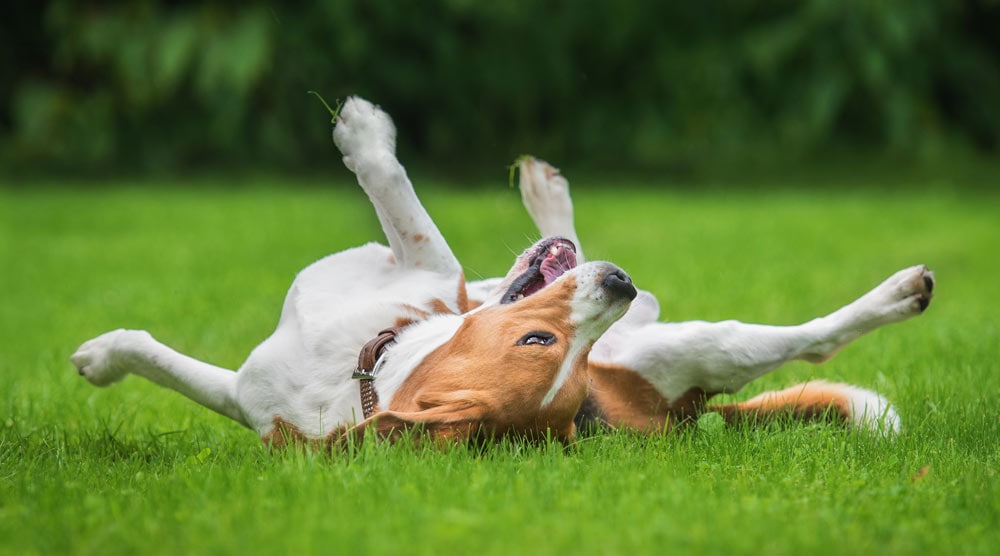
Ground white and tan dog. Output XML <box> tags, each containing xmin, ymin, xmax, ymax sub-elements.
<box><xmin>72</xmin><ymin>97</ymin><xmax>933</xmax><ymax>445</ymax></box>
<box><xmin>72</xmin><ymin>97</ymin><xmax>636</xmax><ymax>446</ymax></box>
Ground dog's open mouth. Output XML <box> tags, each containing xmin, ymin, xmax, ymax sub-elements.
<box><xmin>501</xmin><ymin>238</ymin><xmax>578</xmax><ymax>304</ymax></box>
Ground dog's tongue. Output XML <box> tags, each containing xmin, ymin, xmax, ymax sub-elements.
<box><xmin>540</xmin><ymin>247</ymin><xmax>577</xmax><ymax>284</ymax></box>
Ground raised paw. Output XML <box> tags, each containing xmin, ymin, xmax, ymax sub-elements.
<box><xmin>333</xmin><ymin>96</ymin><xmax>397</xmax><ymax>172</ymax></box>
<box><xmin>855</xmin><ymin>265</ymin><xmax>935</xmax><ymax>326</ymax></box>
<box><xmin>518</xmin><ymin>157</ymin><xmax>581</xmax><ymax>256</ymax></box>
<box><xmin>71</xmin><ymin>329</ymin><xmax>152</xmax><ymax>387</ymax></box>
<box><xmin>882</xmin><ymin>264</ymin><xmax>934</xmax><ymax>313</ymax></box>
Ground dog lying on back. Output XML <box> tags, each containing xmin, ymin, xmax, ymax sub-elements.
<box><xmin>72</xmin><ymin>97</ymin><xmax>636</xmax><ymax>445</ymax></box>
<box><xmin>72</xmin><ymin>97</ymin><xmax>933</xmax><ymax>445</ymax></box>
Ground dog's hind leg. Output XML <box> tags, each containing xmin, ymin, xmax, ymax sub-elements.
<box><xmin>518</xmin><ymin>157</ymin><xmax>585</xmax><ymax>262</ymax></box>
<box><xmin>333</xmin><ymin>97</ymin><xmax>461</xmax><ymax>276</ymax></box>
<box><xmin>72</xmin><ymin>329</ymin><xmax>246</xmax><ymax>426</ymax></box>
<box><xmin>590</xmin><ymin>265</ymin><xmax>934</xmax><ymax>429</ymax></box>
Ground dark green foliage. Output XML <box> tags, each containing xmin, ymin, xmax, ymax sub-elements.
<box><xmin>2</xmin><ymin>0</ymin><xmax>998</xmax><ymax>174</ymax></box>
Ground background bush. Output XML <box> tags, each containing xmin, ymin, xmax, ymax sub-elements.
<box><xmin>2</xmin><ymin>0</ymin><xmax>998</xmax><ymax>175</ymax></box>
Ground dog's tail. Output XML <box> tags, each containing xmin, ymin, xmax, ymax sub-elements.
<box><xmin>708</xmin><ymin>380</ymin><xmax>901</xmax><ymax>435</ymax></box>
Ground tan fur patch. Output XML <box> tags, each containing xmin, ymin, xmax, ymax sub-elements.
<box><xmin>587</xmin><ymin>368</ymin><xmax>858</xmax><ymax>431</ymax></box>
<box><xmin>587</xmin><ymin>362</ymin><xmax>670</xmax><ymax>432</ymax></box>
<box><xmin>397</xmin><ymin>291</ymin><xmax>465</xmax><ymax>328</ymax></box>
<box><xmin>456</xmin><ymin>273</ymin><xmax>470</xmax><ymax>314</ymax></box>
<box><xmin>386</xmin><ymin>275</ymin><xmax>587</xmax><ymax>442</ymax></box>
<box><xmin>587</xmin><ymin>364</ymin><xmax>718</xmax><ymax>432</ymax></box>
<box><xmin>261</xmin><ymin>416</ymin><xmax>311</xmax><ymax>449</ymax></box>
<box><xmin>394</xmin><ymin>317</ymin><xmax>418</xmax><ymax>328</ymax></box>
<box><xmin>428</xmin><ymin>298</ymin><xmax>454</xmax><ymax>316</ymax></box>
<box><xmin>711</xmin><ymin>383</ymin><xmax>853</xmax><ymax>425</ymax></box>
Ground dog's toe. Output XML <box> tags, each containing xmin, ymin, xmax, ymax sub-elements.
<box><xmin>916</xmin><ymin>293</ymin><xmax>931</xmax><ymax>313</ymax></box>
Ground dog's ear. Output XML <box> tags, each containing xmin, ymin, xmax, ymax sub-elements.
<box><xmin>337</xmin><ymin>395</ymin><xmax>488</xmax><ymax>446</ymax></box>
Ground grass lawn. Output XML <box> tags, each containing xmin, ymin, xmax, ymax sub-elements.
<box><xmin>1</xmin><ymin>173</ymin><xmax>998</xmax><ymax>555</ymax></box>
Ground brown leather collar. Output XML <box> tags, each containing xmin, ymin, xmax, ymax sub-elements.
<box><xmin>353</xmin><ymin>327</ymin><xmax>400</xmax><ymax>420</ymax></box>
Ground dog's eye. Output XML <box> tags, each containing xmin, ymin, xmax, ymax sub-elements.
<box><xmin>517</xmin><ymin>331</ymin><xmax>557</xmax><ymax>346</ymax></box>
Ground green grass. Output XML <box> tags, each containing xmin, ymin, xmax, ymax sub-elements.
<box><xmin>1</xmin><ymin>175</ymin><xmax>998</xmax><ymax>555</ymax></box>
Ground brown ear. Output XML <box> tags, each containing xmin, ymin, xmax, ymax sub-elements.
<box><xmin>337</xmin><ymin>401</ymin><xmax>487</xmax><ymax>446</ymax></box>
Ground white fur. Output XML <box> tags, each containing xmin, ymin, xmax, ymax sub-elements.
<box><xmin>72</xmin><ymin>328</ymin><xmax>245</xmax><ymax>424</ymax></box>
<box><xmin>835</xmin><ymin>382</ymin><xmax>901</xmax><ymax>434</ymax></box>
<box><xmin>465</xmin><ymin>277</ymin><xmax>504</xmax><ymax>305</ymax></box>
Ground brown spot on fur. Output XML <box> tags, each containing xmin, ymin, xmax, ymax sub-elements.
<box><xmin>456</xmin><ymin>273</ymin><xmax>470</xmax><ymax>314</ymax></box>
<box><xmin>400</xmin><ymin>304</ymin><xmax>431</xmax><ymax>320</ymax></box>
<box><xmin>261</xmin><ymin>416</ymin><xmax>311</xmax><ymax>449</ymax></box>
<box><xmin>428</xmin><ymin>298</ymin><xmax>453</xmax><ymax>316</ymax></box>
<box><xmin>395</xmin><ymin>317</ymin><xmax>418</xmax><ymax>328</ymax></box>
<box><xmin>413</xmin><ymin>233</ymin><xmax>426</xmax><ymax>242</ymax></box>
<box><xmin>396</xmin><ymin>296</ymin><xmax>462</xmax><ymax>329</ymax></box>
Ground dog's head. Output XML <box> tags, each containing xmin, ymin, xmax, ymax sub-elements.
<box><xmin>342</xmin><ymin>237</ymin><xmax>636</xmax><ymax>444</ymax></box>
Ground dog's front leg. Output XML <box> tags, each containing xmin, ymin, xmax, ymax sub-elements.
<box><xmin>518</xmin><ymin>157</ymin><xmax>585</xmax><ymax>262</ymax></box>
<box><xmin>72</xmin><ymin>329</ymin><xmax>246</xmax><ymax>426</ymax></box>
<box><xmin>333</xmin><ymin>97</ymin><xmax>461</xmax><ymax>277</ymax></box>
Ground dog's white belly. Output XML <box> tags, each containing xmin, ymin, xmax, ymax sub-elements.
<box><xmin>235</xmin><ymin>243</ymin><xmax>463</xmax><ymax>438</ymax></box>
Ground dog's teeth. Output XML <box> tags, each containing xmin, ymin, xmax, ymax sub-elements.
<box><xmin>517</xmin><ymin>294</ymin><xmax>525</xmax><ymax>300</ymax></box>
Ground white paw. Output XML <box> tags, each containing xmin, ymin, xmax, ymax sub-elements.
<box><xmin>71</xmin><ymin>329</ymin><xmax>152</xmax><ymax>387</ymax></box>
<box><xmin>519</xmin><ymin>157</ymin><xmax>575</xmax><ymax>236</ymax></box>
<box><xmin>333</xmin><ymin>96</ymin><xmax>397</xmax><ymax>172</ymax></box>
<box><xmin>861</xmin><ymin>265</ymin><xmax>935</xmax><ymax>324</ymax></box>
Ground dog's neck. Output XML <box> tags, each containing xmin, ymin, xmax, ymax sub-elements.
<box><xmin>373</xmin><ymin>313</ymin><xmax>465</xmax><ymax>409</ymax></box>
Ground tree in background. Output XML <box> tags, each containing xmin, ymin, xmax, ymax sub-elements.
<box><xmin>2</xmin><ymin>0</ymin><xmax>998</xmax><ymax>175</ymax></box>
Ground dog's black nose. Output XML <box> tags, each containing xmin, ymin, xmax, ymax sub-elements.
<box><xmin>601</xmin><ymin>268</ymin><xmax>637</xmax><ymax>300</ymax></box>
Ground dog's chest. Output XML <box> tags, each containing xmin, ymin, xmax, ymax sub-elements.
<box><xmin>289</xmin><ymin>243</ymin><xmax>460</xmax><ymax>323</ymax></box>
<box><xmin>237</xmin><ymin>243</ymin><xmax>464</xmax><ymax>438</ymax></box>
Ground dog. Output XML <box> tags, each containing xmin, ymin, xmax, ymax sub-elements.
<box><xmin>72</xmin><ymin>97</ymin><xmax>933</xmax><ymax>445</ymax></box>
<box><xmin>71</xmin><ymin>97</ymin><xmax>636</xmax><ymax>446</ymax></box>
